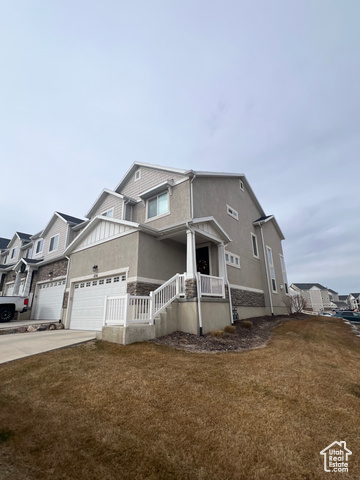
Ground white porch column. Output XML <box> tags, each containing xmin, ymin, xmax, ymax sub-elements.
<box><xmin>218</xmin><ymin>243</ymin><xmax>227</xmax><ymax>281</ymax></box>
<box><xmin>13</xmin><ymin>272</ymin><xmax>22</xmax><ymax>295</ymax></box>
<box><xmin>186</xmin><ymin>229</ymin><xmax>195</xmax><ymax>278</ymax></box>
<box><xmin>23</xmin><ymin>267</ymin><xmax>33</xmax><ymax>297</ymax></box>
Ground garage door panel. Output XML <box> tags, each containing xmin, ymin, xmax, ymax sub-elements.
<box><xmin>70</xmin><ymin>275</ymin><xmax>127</xmax><ymax>331</ymax></box>
<box><xmin>34</xmin><ymin>280</ymin><xmax>66</xmax><ymax>321</ymax></box>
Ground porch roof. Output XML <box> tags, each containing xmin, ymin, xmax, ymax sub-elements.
<box><xmin>157</xmin><ymin>217</ymin><xmax>231</xmax><ymax>245</ymax></box>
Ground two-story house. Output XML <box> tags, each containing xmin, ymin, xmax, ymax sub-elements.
<box><xmin>1</xmin><ymin>212</ymin><xmax>84</xmax><ymax>321</ymax></box>
<box><xmin>61</xmin><ymin>162</ymin><xmax>289</xmax><ymax>342</ymax></box>
<box><xmin>290</xmin><ymin>283</ymin><xmax>332</xmax><ymax>313</ymax></box>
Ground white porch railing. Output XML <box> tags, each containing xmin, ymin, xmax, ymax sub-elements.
<box><xmin>103</xmin><ymin>273</ymin><xmax>225</xmax><ymax>327</ymax></box>
<box><xmin>198</xmin><ymin>273</ymin><xmax>225</xmax><ymax>297</ymax></box>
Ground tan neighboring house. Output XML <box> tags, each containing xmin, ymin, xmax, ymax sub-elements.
<box><xmin>0</xmin><ymin>213</ymin><xmax>84</xmax><ymax>321</ymax></box>
<box><xmin>290</xmin><ymin>283</ymin><xmax>333</xmax><ymax>313</ymax></box>
<box><xmin>62</xmin><ymin>162</ymin><xmax>289</xmax><ymax>343</ymax></box>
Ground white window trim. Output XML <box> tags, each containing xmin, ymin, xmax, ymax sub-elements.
<box><xmin>226</xmin><ymin>204</ymin><xmax>239</xmax><ymax>220</ymax></box>
<box><xmin>251</xmin><ymin>232</ymin><xmax>259</xmax><ymax>259</ymax></box>
<box><xmin>134</xmin><ymin>169</ymin><xmax>141</xmax><ymax>181</ymax></box>
<box><xmin>225</xmin><ymin>250</ymin><xmax>241</xmax><ymax>269</ymax></box>
<box><xmin>49</xmin><ymin>234</ymin><xmax>60</xmax><ymax>253</ymax></box>
<box><xmin>279</xmin><ymin>254</ymin><xmax>289</xmax><ymax>294</ymax></box>
<box><xmin>101</xmin><ymin>207</ymin><xmax>114</xmax><ymax>218</ymax></box>
<box><xmin>35</xmin><ymin>239</ymin><xmax>44</xmax><ymax>255</ymax></box>
<box><xmin>266</xmin><ymin>245</ymin><xmax>277</xmax><ymax>293</ymax></box>
<box><xmin>146</xmin><ymin>191</ymin><xmax>170</xmax><ymax>222</ymax></box>
<box><xmin>11</xmin><ymin>247</ymin><xmax>18</xmax><ymax>260</ymax></box>
<box><xmin>239</xmin><ymin>180</ymin><xmax>244</xmax><ymax>191</ymax></box>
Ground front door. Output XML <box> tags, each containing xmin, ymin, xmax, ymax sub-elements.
<box><xmin>196</xmin><ymin>246</ymin><xmax>210</xmax><ymax>275</ymax></box>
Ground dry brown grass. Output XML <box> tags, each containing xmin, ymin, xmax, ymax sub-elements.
<box><xmin>210</xmin><ymin>329</ymin><xmax>224</xmax><ymax>337</ymax></box>
<box><xmin>224</xmin><ymin>325</ymin><xmax>236</xmax><ymax>334</ymax></box>
<box><xmin>0</xmin><ymin>316</ymin><xmax>359</xmax><ymax>480</ymax></box>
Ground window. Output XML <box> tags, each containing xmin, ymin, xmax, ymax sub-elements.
<box><xmin>266</xmin><ymin>246</ymin><xmax>277</xmax><ymax>292</ymax></box>
<box><xmin>239</xmin><ymin>180</ymin><xmax>244</xmax><ymax>191</ymax></box>
<box><xmin>251</xmin><ymin>233</ymin><xmax>259</xmax><ymax>258</ymax></box>
<box><xmin>35</xmin><ymin>239</ymin><xmax>44</xmax><ymax>254</ymax></box>
<box><xmin>225</xmin><ymin>250</ymin><xmax>240</xmax><ymax>269</ymax></box>
<box><xmin>11</xmin><ymin>247</ymin><xmax>18</xmax><ymax>260</ymax></box>
<box><xmin>280</xmin><ymin>254</ymin><xmax>288</xmax><ymax>294</ymax></box>
<box><xmin>135</xmin><ymin>169</ymin><xmax>141</xmax><ymax>181</ymax></box>
<box><xmin>147</xmin><ymin>192</ymin><xmax>169</xmax><ymax>219</ymax></box>
<box><xmin>227</xmin><ymin>205</ymin><xmax>238</xmax><ymax>220</ymax></box>
<box><xmin>102</xmin><ymin>208</ymin><xmax>114</xmax><ymax>218</ymax></box>
<box><xmin>49</xmin><ymin>234</ymin><xmax>59</xmax><ymax>252</ymax></box>
<box><xmin>27</xmin><ymin>247</ymin><xmax>33</xmax><ymax>259</ymax></box>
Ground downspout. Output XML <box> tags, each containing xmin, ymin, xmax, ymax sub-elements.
<box><xmin>63</xmin><ymin>255</ymin><xmax>71</xmax><ymax>326</ymax></box>
<box><xmin>190</xmin><ymin>174</ymin><xmax>196</xmax><ymax>220</ymax></box>
<box><xmin>259</xmin><ymin>223</ymin><xmax>274</xmax><ymax>316</ymax></box>
<box><xmin>222</xmin><ymin>244</ymin><xmax>234</xmax><ymax>325</ymax></box>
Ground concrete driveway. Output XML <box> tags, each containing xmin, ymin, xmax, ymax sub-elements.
<box><xmin>0</xmin><ymin>330</ymin><xmax>97</xmax><ymax>364</ymax></box>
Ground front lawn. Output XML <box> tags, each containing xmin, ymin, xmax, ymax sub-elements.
<box><xmin>0</xmin><ymin>316</ymin><xmax>359</xmax><ymax>479</ymax></box>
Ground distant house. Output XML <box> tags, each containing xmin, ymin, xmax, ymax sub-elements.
<box><xmin>348</xmin><ymin>293</ymin><xmax>360</xmax><ymax>310</ymax></box>
<box><xmin>290</xmin><ymin>283</ymin><xmax>332</xmax><ymax>313</ymax></box>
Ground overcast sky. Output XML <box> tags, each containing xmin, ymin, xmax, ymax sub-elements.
<box><xmin>1</xmin><ymin>1</ymin><xmax>359</xmax><ymax>294</ymax></box>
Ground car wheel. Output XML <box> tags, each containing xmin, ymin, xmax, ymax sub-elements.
<box><xmin>0</xmin><ymin>307</ymin><xmax>15</xmax><ymax>322</ymax></box>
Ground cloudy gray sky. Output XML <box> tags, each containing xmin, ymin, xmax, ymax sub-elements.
<box><xmin>1</xmin><ymin>0</ymin><xmax>359</xmax><ymax>294</ymax></box>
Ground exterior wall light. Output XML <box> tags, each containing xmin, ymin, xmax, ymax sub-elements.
<box><xmin>92</xmin><ymin>265</ymin><xmax>98</xmax><ymax>272</ymax></box>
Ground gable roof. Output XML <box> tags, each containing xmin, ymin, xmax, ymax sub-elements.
<box><xmin>328</xmin><ymin>288</ymin><xmax>338</xmax><ymax>294</ymax></box>
<box><xmin>338</xmin><ymin>295</ymin><xmax>348</xmax><ymax>301</ymax></box>
<box><xmin>350</xmin><ymin>292</ymin><xmax>360</xmax><ymax>297</ymax></box>
<box><xmin>17</xmin><ymin>232</ymin><xmax>32</xmax><ymax>241</ymax></box>
<box><xmin>85</xmin><ymin>189</ymin><xmax>135</xmax><ymax>219</ymax></box>
<box><xmin>291</xmin><ymin>283</ymin><xmax>328</xmax><ymax>291</ymax></box>
<box><xmin>0</xmin><ymin>237</ymin><xmax>10</xmax><ymax>249</ymax></box>
<box><xmin>41</xmin><ymin>212</ymin><xmax>84</xmax><ymax>237</ymax></box>
<box><xmin>253</xmin><ymin>215</ymin><xmax>285</xmax><ymax>241</ymax></box>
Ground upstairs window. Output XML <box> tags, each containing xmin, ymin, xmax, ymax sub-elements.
<box><xmin>11</xmin><ymin>247</ymin><xmax>18</xmax><ymax>260</ymax></box>
<box><xmin>147</xmin><ymin>192</ymin><xmax>169</xmax><ymax>219</ymax></box>
<box><xmin>27</xmin><ymin>247</ymin><xmax>33</xmax><ymax>259</ymax></box>
<box><xmin>102</xmin><ymin>208</ymin><xmax>114</xmax><ymax>218</ymax></box>
<box><xmin>266</xmin><ymin>246</ymin><xmax>277</xmax><ymax>292</ymax></box>
<box><xmin>239</xmin><ymin>180</ymin><xmax>244</xmax><ymax>191</ymax></box>
<box><xmin>251</xmin><ymin>233</ymin><xmax>259</xmax><ymax>258</ymax></box>
<box><xmin>49</xmin><ymin>234</ymin><xmax>59</xmax><ymax>252</ymax></box>
<box><xmin>227</xmin><ymin>205</ymin><xmax>238</xmax><ymax>220</ymax></box>
<box><xmin>134</xmin><ymin>169</ymin><xmax>141</xmax><ymax>181</ymax></box>
<box><xmin>35</xmin><ymin>239</ymin><xmax>44</xmax><ymax>254</ymax></box>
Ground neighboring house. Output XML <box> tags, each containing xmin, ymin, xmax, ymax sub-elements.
<box><xmin>348</xmin><ymin>293</ymin><xmax>360</xmax><ymax>310</ymax></box>
<box><xmin>0</xmin><ymin>232</ymin><xmax>32</xmax><ymax>297</ymax></box>
<box><xmin>0</xmin><ymin>213</ymin><xmax>84</xmax><ymax>321</ymax></box>
<box><xmin>290</xmin><ymin>283</ymin><xmax>332</xmax><ymax>313</ymax></box>
<box><xmin>61</xmin><ymin>162</ymin><xmax>289</xmax><ymax>342</ymax></box>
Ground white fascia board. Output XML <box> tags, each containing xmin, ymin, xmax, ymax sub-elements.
<box><xmin>190</xmin><ymin>217</ymin><xmax>232</xmax><ymax>243</ymax></box>
<box><xmin>85</xmin><ymin>189</ymin><xmax>126</xmax><ymax>219</ymax></box>
<box><xmin>20</xmin><ymin>242</ymin><xmax>33</xmax><ymax>251</ymax></box>
<box><xmin>64</xmin><ymin>216</ymin><xmax>144</xmax><ymax>255</ymax></box>
<box><xmin>41</xmin><ymin>213</ymin><xmax>61</xmax><ymax>237</ymax></box>
<box><xmin>30</xmin><ymin>230</ymin><xmax>44</xmax><ymax>241</ymax></box>
<box><xmin>138</xmin><ymin>180</ymin><xmax>174</xmax><ymax>199</ymax></box>
<box><xmin>114</xmin><ymin>162</ymin><xmax>189</xmax><ymax>193</ymax></box>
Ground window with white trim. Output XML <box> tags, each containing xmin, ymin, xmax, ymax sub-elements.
<box><xmin>226</xmin><ymin>205</ymin><xmax>238</xmax><ymax>220</ymax></box>
<box><xmin>134</xmin><ymin>169</ymin><xmax>141</xmax><ymax>181</ymax></box>
<box><xmin>102</xmin><ymin>208</ymin><xmax>114</xmax><ymax>218</ymax></box>
<box><xmin>251</xmin><ymin>233</ymin><xmax>259</xmax><ymax>258</ymax></box>
<box><xmin>11</xmin><ymin>247</ymin><xmax>18</xmax><ymax>260</ymax></box>
<box><xmin>280</xmin><ymin>254</ymin><xmax>288</xmax><ymax>294</ymax></box>
<box><xmin>239</xmin><ymin>180</ymin><xmax>244</xmax><ymax>191</ymax></box>
<box><xmin>266</xmin><ymin>246</ymin><xmax>277</xmax><ymax>292</ymax></box>
<box><xmin>225</xmin><ymin>251</ymin><xmax>240</xmax><ymax>269</ymax></box>
<box><xmin>35</xmin><ymin>239</ymin><xmax>44</xmax><ymax>254</ymax></box>
<box><xmin>147</xmin><ymin>191</ymin><xmax>169</xmax><ymax>219</ymax></box>
<box><xmin>49</xmin><ymin>234</ymin><xmax>59</xmax><ymax>252</ymax></box>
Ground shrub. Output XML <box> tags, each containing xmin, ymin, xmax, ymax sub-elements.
<box><xmin>241</xmin><ymin>320</ymin><xmax>253</xmax><ymax>329</ymax></box>
<box><xmin>224</xmin><ymin>325</ymin><xmax>236</xmax><ymax>334</ymax></box>
<box><xmin>210</xmin><ymin>330</ymin><xmax>224</xmax><ymax>337</ymax></box>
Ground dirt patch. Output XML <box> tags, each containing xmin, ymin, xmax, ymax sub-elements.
<box><xmin>149</xmin><ymin>314</ymin><xmax>306</xmax><ymax>353</ymax></box>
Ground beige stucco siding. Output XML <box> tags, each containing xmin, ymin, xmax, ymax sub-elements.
<box><xmin>89</xmin><ymin>195</ymin><xmax>123</xmax><ymax>220</ymax></box>
<box><xmin>67</xmin><ymin>232</ymin><xmax>139</xmax><ymax>284</ymax></box>
<box><xmin>136</xmin><ymin>232</ymin><xmax>186</xmax><ymax>281</ymax></box>
<box><xmin>131</xmin><ymin>180</ymin><xmax>191</xmax><ymax>228</ymax></box>
<box><xmin>193</xmin><ymin>177</ymin><xmax>265</xmax><ymax>291</ymax></box>
<box><xmin>120</xmin><ymin>166</ymin><xmax>188</xmax><ymax>200</ymax></box>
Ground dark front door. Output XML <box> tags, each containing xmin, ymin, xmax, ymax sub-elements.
<box><xmin>196</xmin><ymin>247</ymin><xmax>210</xmax><ymax>275</ymax></box>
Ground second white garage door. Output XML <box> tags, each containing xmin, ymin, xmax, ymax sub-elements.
<box><xmin>70</xmin><ymin>274</ymin><xmax>127</xmax><ymax>331</ymax></box>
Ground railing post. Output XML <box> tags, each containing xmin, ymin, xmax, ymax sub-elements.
<box><xmin>175</xmin><ymin>274</ymin><xmax>179</xmax><ymax>297</ymax></box>
<box><xmin>124</xmin><ymin>293</ymin><xmax>130</xmax><ymax>327</ymax></box>
<box><xmin>149</xmin><ymin>291</ymin><xmax>155</xmax><ymax>325</ymax></box>
<box><xmin>221</xmin><ymin>277</ymin><xmax>225</xmax><ymax>298</ymax></box>
<box><xmin>102</xmin><ymin>295</ymin><xmax>108</xmax><ymax>326</ymax></box>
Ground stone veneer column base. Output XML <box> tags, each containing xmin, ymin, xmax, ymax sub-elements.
<box><xmin>185</xmin><ymin>278</ymin><xmax>197</xmax><ymax>299</ymax></box>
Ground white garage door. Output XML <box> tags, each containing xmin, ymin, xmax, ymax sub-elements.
<box><xmin>70</xmin><ymin>274</ymin><xmax>127</xmax><ymax>331</ymax></box>
<box><xmin>6</xmin><ymin>281</ymin><xmax>25</xmax><ymax>296</ymax></box>
<box><xmin>34</xmin><ymin>280</ymin><xmax>66</xmax><ymax>321</ymax></box>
